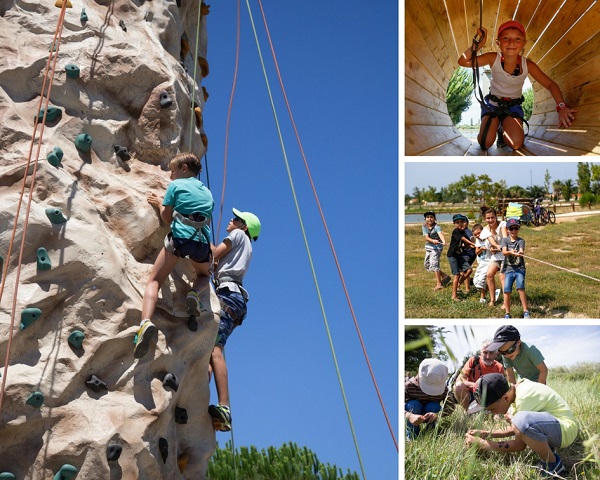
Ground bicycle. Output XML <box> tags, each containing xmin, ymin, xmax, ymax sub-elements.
<box><xmin>540</xmin><ymin>206</ymin><xmax>556</xmax><ymax>224</ymax></box>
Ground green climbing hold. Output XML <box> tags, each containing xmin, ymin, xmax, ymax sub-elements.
<box><xmin>36</xmin><ymin>106</ymin><xmax>62</xmax><ymax>124</ymax></box>
<box><xmin>47</xmin><ymin>146</ymin><xmax>64</xmax><ymax>167</ymax></box>
<box><xmin>0</xmin><ymin>473</ymin><xmax>17</xmax><ymax>479</ymax></box>
<box><xmin>20</xmin><ymin>308</ymin><xmax>42</xmax><ymax>330</ymax></box>
<box><xmin>74</xmin><ymin>133</ymin><xmax>92</xmax><ymax>152</ymax></box>
<box><xmin>26</xmin><ymin>391</ymin><xmax>45</xmax><ymax>408</ymax></box>
<box><xmin>53</xmin><ymin>464</ymin><xmax>78</xmax><ymax>480</ymax></box>
<box><xmin>45</xmin><ymin>207</ymin><xmax>67</xmax><ymax>224</ymax></box>
<box><xmin>80</xmin><ymin>7</ymin><xmax>88</xmax><ymax>22</ymax></box>
<box><xmin>68</xmin><ymin>330</ymin><xmax>85</xmax><ymax>349</ymax></box>
<box><xmin>37</xmin><ymin>247</ymin><xmax>52</xmax><ymax>271</ymax></box>
<box><xmin>65</xmin><ymin>64</ymin><xmax>80</xmax><ymax>79</ymax></box>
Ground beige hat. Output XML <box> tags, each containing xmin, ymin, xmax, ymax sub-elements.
<box><xmin>418</xmin><ymin>358</ymin><xmax>448</xmax><ymax>396</ymax></box>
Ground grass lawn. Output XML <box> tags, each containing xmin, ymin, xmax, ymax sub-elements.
<box><xmin>404</xmin><ymin>364</ymin><xmax>600</xmax><ymax>479</ymax></box>
<box><xmin>404</xmin><ymin>215</ymin><xmax>600</xmax><ymax>319</ymax></box>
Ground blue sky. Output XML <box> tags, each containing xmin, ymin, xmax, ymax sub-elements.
<box><xmin>201</xmin><ymin>2</ymin><xmax>398</xmax><ymax>478</ymax></box>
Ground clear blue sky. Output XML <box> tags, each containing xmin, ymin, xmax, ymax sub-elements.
<box><xmin>201</xmin><ymin>2</ymin><xmax>398</xmax><ymax>478</ymax></box>
<box><xmin>404</xmin><ymin>161</ymin><xmax>600</xmax><ymax>196</ymax></box>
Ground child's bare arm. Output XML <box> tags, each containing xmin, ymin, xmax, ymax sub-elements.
<box><xmin>438</xmin><ymin>231</ymin><xmax>446</xmax><ymax>245</ymax></box>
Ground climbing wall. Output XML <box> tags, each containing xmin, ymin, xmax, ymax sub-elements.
<box><xmin>405</xmin><ymin>0</ymin><xmax>600</xmax><ymax>155</ymax></box>
<box><xmin>0</xmin><ymin>1</ymin><xmax>219</xmax><ymax>479</ymax></box>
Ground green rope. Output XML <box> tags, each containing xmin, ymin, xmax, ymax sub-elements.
<box><xmin>243</xmin><ymin>2</ymin><xmax>367</xmax><ymax>478</ymax></box>
<box><xmin>187</xmin><ymin>1</ymin><xmax>204</xmax><ymax>152</ymax></box>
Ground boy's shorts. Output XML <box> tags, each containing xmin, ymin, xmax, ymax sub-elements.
<box><xmin>512</xmin><ymin>411</ymin><xmax>562</xmax><ymax>449</ymax></box>
<box><xmin>215</xmin><ymin>288</ymin><xmax>247</xmax><ymax>348</ymax></box>
<box><xmin>448</xmin><ymin>255</ymin><xmax>469</xmax><ymax>276</ymax></box>
<box><xmin>462</xmin><ymin>252</ymin><xmax>476</xmax><ymax>267</ymax></box>
<box><xmin>170</xmin><ymin>236</ymin><xmax>211</xmax><ymax>263</ymax></box>
<box><xmin>504</xmin><ymin>269</ymin><xmax>525</xmax><ymax>293</ymax></box>
<box><xmin>424</xmin><ymin>248</ymin><xmax>442</xmax><ymax>272</ymax></box>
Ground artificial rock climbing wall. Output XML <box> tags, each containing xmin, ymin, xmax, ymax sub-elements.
<box><xmin>0</xmin><ymin>0</ymin><xmax>219</xmax><ymax>478</ymax></box>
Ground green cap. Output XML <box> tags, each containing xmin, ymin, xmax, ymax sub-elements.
<box><xmin>232</xmin><ymin>208</ymin><xmax>261</xmax><ymax>240</ymax></box>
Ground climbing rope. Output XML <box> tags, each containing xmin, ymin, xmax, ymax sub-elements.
<box><xmin>255</xmin><ymin>0</ymin><xmax>398</xmax><ymax>454</ymax></box>
<box><xmin>187</xmin><ymin>0</ymin><xmax>204</xmax><ymax>153</ymax></box>
<box><xmin>244</xmin><ymin>2</ymin><xmax>368</xmax><ymax>478</ymax></box>
<box><xmin>0</xmin><ymin>0</ymin><xmax>69</xmax><ymax>414</ymax></box>
<box><xmin>524</xmin><ymin>255</ymin><xmax>600</xmax><ymax>283</ymax></box>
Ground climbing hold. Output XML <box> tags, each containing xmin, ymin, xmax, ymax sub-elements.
<box><xmin>159</xmin><ymin>90</ymin><xmax>173</xmax><ymax>108</ymax></box>
<box><xmin>202</xmin><ymin>86</ymin><xmax>209</xmax><ymax>102</ymax></box>
<box><xmin>26</xmin><ymin>391</ymin><xmax>45</xmax><ymax>408</ymax></box>
<box><xmin>177</xmin><ymin>452</ymin><xmax>189</xmax><ymax>473</ymax></box>
<box><xmin>45</xmin><ymin>207</ymin><xmax>67</xmax><ymax>224</ymax></box>
<box><xmin>107</xmin><ymin>443</ymin><xmax>122</xmax><ymax>461</ymax></box>
<box><xmin>65</xmin><ymin>64</ymin><xmax>80</xmax><ymax>79</ymax></box>
<box><xmin>74</xmin><ymin>133</ymin><xmax>92</xmax><ymax>152</ymax></box>
<box><xmin>174</xmin><ymin>406</ymin><xmax>188</xmax><ymax>424</ymax></box>
<box><xmin>53</xmin><ymin>464</ymin><xmax>78</xmax><ymax>480</ymax></box>
<box><xmin>162</xmin><ymin>373</ymin><xmax>179</xmax><ymax>391</ymax></box>
<box><xmin>37</xmin><ymin>247</ymin><xmax>52</xmax><ymax>271</ymax></box>
<box><xmin>20</xmin><ymin>308</ymin><xmax>42</xmax><ymax>330</ymax></box>
<box><xmin>158</xmin><ymin>438</ymin><xmax>168</xmax><ymax>463</ymax></box>
<box><xmin>68</xmin><ymin>330</ymin><xmax>85</xmax><ymax>349</ymax></box>
<box><xmin>200</xmin><ymin>133</ymin><xmax>208</xmax><ymax>149</ymax></box>
<box><xmin>198</xmin><ymin>57</ymin><xmax>209</xmax><ymax>78</ymax></box>
<box><xmin>36</xmin><ymin>106</ymin><xmax>62</xmax><ymax>124</ymax></box>
<box><xmin>0</xmin><ymin>473</ymin><xmax>16</xmax><ymax>479</ymax></box>
<box><xmin>187</xmin><ymin>317</ymin><xmax>197</xmax><ymax>331</ymax></box>
<box><xmin>80</xmin><ymin>8</ymin><xmax>88</xmax><ymax>22</ymax></box>
<box><xmin>47</xmin><ymin>146</ymin><xmax>64</xmax><ymax>167</ymax></box>
<box><xmin>119</xmin><ymin>19</ymin><xmax>127</xmax><ymax>32</ymax></box>
<box><xmin>86</xmin><ymin>375</ymin><xmax>108</xmax><ymax>392</ymax></box>
<box><xmin>201</xmin><ymin>2</ymin><xmax>210</xmax><ymax>15</ymax></box>
<box><xmin>113</xmin><ymin>145</ymin><xmax>131</xmax><ymax>161</ymax></box>
<box><xmin>176</xmin><ymin>0</ymin><xmax>181</xmax><ymax>7</ymax></box>
<box><xmin>180</xmin><ymin>34</ymin><xmax>190</xmax><ymax>60</ymax></box>
<box><xmin>54</xmin><ymin>0</ymin><xmax>73</xmax><ymax>8</ymax></box>
<box><xmin>193</xmin><ymin>106</ymin><xmax>203</xmax><ymax>129</ymax></box>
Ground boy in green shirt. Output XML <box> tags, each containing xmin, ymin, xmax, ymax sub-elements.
<box><xmin>465</xmin><ymin>373</ymin><xmax>578</xmax><ymax>477</ymax></box>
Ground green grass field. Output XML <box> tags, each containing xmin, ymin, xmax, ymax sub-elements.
<box><xmin>404</xmin><ymin>364</ymin><xmax>600</xmax><ymax>479</ymax></box>
<box><xmin>404</xmin><ymin>215</ymin><xmax>600</xmax><ymax>318</ymax></box>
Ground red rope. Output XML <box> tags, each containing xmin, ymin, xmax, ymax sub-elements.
<box><xmin>0</xmin><ymin>1</ymin><xmax>69</xmax><ymax>414</ymax></box>
<box><xmin>255</xmin><ymin>0</ymin><xmax>398</xmax><ymax>452</ymax></box>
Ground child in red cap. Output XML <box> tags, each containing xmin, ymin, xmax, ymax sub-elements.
<box><xmin>458</xmin><ymin>20</ymin><xmax>577</xmax><ymax>151</ymax></box>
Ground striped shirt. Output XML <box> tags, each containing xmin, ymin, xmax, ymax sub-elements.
<box><xmin>405</xmin><ymin>377</ymin><xmax>456</xmax><ymax>415</ymax></box>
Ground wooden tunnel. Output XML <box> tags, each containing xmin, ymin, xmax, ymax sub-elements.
<box><xmin>405</xmin><ymin>0</ymin><xmax>600</xmax><ymax>156</ymax></box>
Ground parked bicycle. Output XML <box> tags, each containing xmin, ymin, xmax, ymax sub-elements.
<box><xmin>533</xmin><ymin>198</ymin><xmax>556</xmax><ymax>225</ymax></box>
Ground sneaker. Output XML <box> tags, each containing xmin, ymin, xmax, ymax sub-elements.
<box><xmin>186</xmin><ymin>289</ymin><xmax>203</xmax><ymax>317</ymax></box>
<box><xmin>479</xmin><ymin>298</ymin><xmax>487</xmax><ymax>304</ymax></box>
<box><xmin>523</xmin><ymin>311</ymin><xmax>531</xmax><ymax>318</ymax></box>
<box><xmin>494</xmin><ymin>288</ymin><xmax>501</xmax><ymax>302</ymax></box>
<box><xmin>504</xmin><ymin>313</ymin><xmax>512</xmax><ymax>319</ymax></box>
<box><xmin>536</xmin><ymin>453</ymin><xmax>566</xmax><ymax>477</ymax></box>
<box><xmin>133</xmin><ymin>321</ymin><xmax>157</xmax><ymax>359</ymax></box>
<box><xmin>496</xmin><ymin>127</ymin><xmax>506</xmax><ymax>148</ymax></box>
<box><xmin>209</xmin><ymin>404</ymin><xmax>232</xmax><ymax>432</ymax></box>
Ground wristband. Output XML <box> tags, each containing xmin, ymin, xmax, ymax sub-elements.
<box><xmin>556</xmin><ymin>102</ymin><xmax>568</xmax><ymax>112</ymax></box>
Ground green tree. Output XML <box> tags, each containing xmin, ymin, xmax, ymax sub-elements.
<box><xmin>577</xmin><ymin>162</ymin><xmax>591</xmax><ymax>194</ymax></box>
<box><xmin>522</xmin><ymin>87</ymin><xmax>534</xmax><ymax>121</ymax></box>
<box><xmin>591</xmin><ymin>164</ymin><xmax>600</xmax><ymax>194</ymax></box>
<box><xmin>562</xmin><ymin>179</ymin><xmax>575</xmax><ymax>202</ymax></box>
<box><xmin>208</xmin><ymin>441</ymin><xmax>360</xmax><ymax>480</ymax></box>
<box><xmin>544</xmin><ymin>169</ymin><xmax>551</xmax><ymax>197</ymax></box>
<box><xmin>446</xmin><ymin>68</ymin><xmax>473</xmax><ymax>125</ymax></box>
<box><xmin>405</xmin><ymin>326</ymin><xmax>449</xmax><ymax>374</ymax></box>
<box><xmin>526</xmin><ymin>185</ymin><xmax>546</xmax><ymax>200</ymax></box>
<box><xmin>552</xmin><ymin>180</ymin><xmax>563</xmax><ymax>201</ymax></box>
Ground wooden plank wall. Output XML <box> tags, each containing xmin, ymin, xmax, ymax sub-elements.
<box><xmin>404</xmin><ymin>0</ymin><xmax>600</xmax><ymax>156</ymax></box>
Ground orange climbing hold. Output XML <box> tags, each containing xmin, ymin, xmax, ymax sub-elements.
<box><xmin>200</xmin><ymin>133</ymin><xmax>208</xmax><ymax>149</ymax></box>
<box><xmin>198</xmin><ymin>57</ymin><xmax>209</xmax><ymax>78</ymax></box>
<box><xmin>177</xmin><ymin>452</ymin><xmax>189</xmax><ymax>472</ymax></box>
<box><xmin>202</xmin><ymin>86</ymin><xmax>209</xmax><ymax>102</ymax></box>
<box><xmin>55</xmin><ymin>0</ymin><xmax>73</xmax><ymax>7</ymax></box>
<box><xmin>194</xmin><ymin>106</ymin><xmax>203</xmax><ymax>129</ymax></box>
<box><xmin>201</xmin><ymin>3</ymin><xmax>210</xmax><ymax>15</ymax></box>
<box><xmin>181</xmin><ymin>34</ymin><xmax>190</xmax><ymax>60</ymax></box>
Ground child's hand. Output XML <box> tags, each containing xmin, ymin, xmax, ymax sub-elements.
<box><xmin>464</xmin><ymin>432</ymin><xmax>485</xmax><ymax>448</ymax></box>
<box><xmin>422</xmin><ymin>412</ymin><xmax>438</xmax><ymax>423</ymax></box>
<box><xmin>558</xmin><ymin>107</ymin><xmax>577</xmax><ymax>128</ymax></box>
<box><xmin>474</xmin><ymin>27</ymin><xmax>487</xmax><ymax>46</ymax></box>
<box><xmin>147</xmin><ymin>192</ymin><xmax>162</xmax><ymax>208</ymax></box>
<box><xmin>467</xmin><ymin>429</ymin><xmax>489</xmax><ymax>439</ymax></box>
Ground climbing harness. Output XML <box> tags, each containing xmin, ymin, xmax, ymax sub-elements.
<box><xmin>163</xmin><ymin>211</ymin><xmax>210</xmax><ymax>255</ymax></box>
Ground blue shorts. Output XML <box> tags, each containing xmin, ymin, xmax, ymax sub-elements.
<box><xmin>481</xmin><ymin>103</ymin><xmax>524</xmax><ymax>122</ymax></box>
<box><xmin>463</xmin><ymin>252</ymin><xmax>476</xmax><ymax>267</ymax></box>
<box><xmin>215</xmin><ymin>289</ymin><xmax>247</xmax><ymax>348</ymax></box>
<box><xmin>512</xmin><ymin>411</ymin><xmax>562</xmax><ymax>449</ymax></box>
<box><xmin>448</xmin><ymin>255</ymin><xmax>470</xmax><ymax>276</ymax></box>
<box><xmin>504</xmin><ymin>269</ymin><xmax>526</xmax><ymax>292</ymax></box>
<box><xmin>170</xmin><ymin>236</ymin><xmax>211</xmax><ymax>263</ymax></box>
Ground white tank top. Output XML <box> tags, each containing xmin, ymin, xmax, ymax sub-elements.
<box><xmin>490</xmin><ymin>53</ymin><xmax>528</xmax><ymax>100</ymax></box>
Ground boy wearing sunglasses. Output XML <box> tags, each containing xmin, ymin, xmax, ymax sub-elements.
<box><xmin>464</xmin><ymin>373</ymin><xmax>577</xmax><ymax>477</ymax></box>
<box><xmin>500</xmin><ymin>218</ymin><xmax>529</xmax><ymax>318</ymax></box>
<box><xmin>489</xmin><ymin>325</ymin><xmax>548</xmax><ymax>385</ymax></box>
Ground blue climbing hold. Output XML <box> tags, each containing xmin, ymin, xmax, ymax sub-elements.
<box><xmin>53</xmin><ymin>464</ymin><xmax>78</xmax><ymax>480</ymax></box>
<box><xmin>47</xmin><ymin>146</ymin><xmax>64</xmax><ymax>167</ymax></box>
<box><xmin>37</xmin><ymin>247</ymin><xmax>52</xmax><ymax>271</ymax></box>
<box><xmin>0</xmin><ymin>473</ymin><xmax>16</xmax><ymax>479</ymax></box>
<box><xmin>162</xmin><ymin>373</ymin><xmax>179</xmax><ymax>391</ymax></box>
<box><xmin>80</xmin><ymin>7</ymin><xmax>88</xmax><ymax>22</ymax></box>
<box><xmin>36</xmin><ymin>106</ymin><xmax>62</xmax><ymax>124</ymax></box>
<box><xmin>45</xmin><ymin>207</ymin><xmax>67</xmax><ymax>224</ymax></box>
<box><xmin>65</xmin><ymin>64</ymin><xmax>80</xmax><ymax>79</ymax></box>
<box><xmin>68</xmin><ymin>330</ymin><xmax>85</xmax><ymax>349</ymax></box>
<box><xmin>26</xmin><ymin>391</ymin><xmax>45</xmax><ymax>408</ymax></box>
<box><xmin>74</xmin><ymin>133</ymin><xmax>92</xmax><ymax>152</ymax></box>
<box><xmin>159</xmin><ymin>90</ymin><xmax>173</xmax><ymax>108</ymax></box>
<box><xmin>20</xmin><ymin>308</ymin><xmax>42</xmax><ymax>330</ymax></box>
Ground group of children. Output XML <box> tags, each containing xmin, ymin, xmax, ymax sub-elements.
<box><xmin>405</xmin><ymin>325</ymin><xmax>577</xmax><ymax>478</ymax></box>
<box><xmin>133</xmin><ymin>152</ymin><xmax>261</xmax><ymax>432</ymax></box>
<box><xmin>422</xmin><ymin>209</ymin><xmax>529</xmax><ymax>318</ymax></box>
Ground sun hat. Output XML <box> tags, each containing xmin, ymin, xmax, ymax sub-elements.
<box><xmin>487</xmin><ymin>325</ymin><xmax>520</xmax><ymax>351</ymax></box>
<box><xmin>418</xmin><ymin>358</ymin><xmax>448</xmax><ymax>396</ymax></box>
<box><xmin>424</xmin><ymin>211</ymin><xmax>436</xmax><ymax>219</ymax></box>
<box><xmin>452</xmin><ymin>213</ymin><xmax>468</xmax><ymax>223</ymax></box>
<box><xmin>232</xmin><ymin>208</ymin><xmax>261</xmax><ymax>240</ymax></box>
<box><xmin>506</xmin><ymin>218</ymin><xmax>521</xmax><ymax>228</ymax></box>
<box><xmin>497</xmin><ymin>20</ymin><xmax>526</xmax><ymax>38</ymax></box>
<box><xmin>475</xmin><ymin>373</ymin><xmax>510</xmax><ymax>407</ymax></box>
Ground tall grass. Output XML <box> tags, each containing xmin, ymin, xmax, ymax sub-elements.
<box><xmin>404</xmin><ymin>364</ymin><xmax>600</xmax><ymax>479</ymax></box>
<box><xmin>404</xmin><ymin>215</ymin><xmax>600</xmax><ymax>318</ymax></box>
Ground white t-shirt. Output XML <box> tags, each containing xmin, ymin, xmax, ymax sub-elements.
<box><xmin>480</xmin><ymin>220</ymin><xmax>506</xmax><ymax>261</ymax></box>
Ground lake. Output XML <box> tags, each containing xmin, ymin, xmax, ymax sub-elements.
<box><xmin>405</xmin><ymin>213</ymin><xmax>476</xmax><ymax>224</ymax></box>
